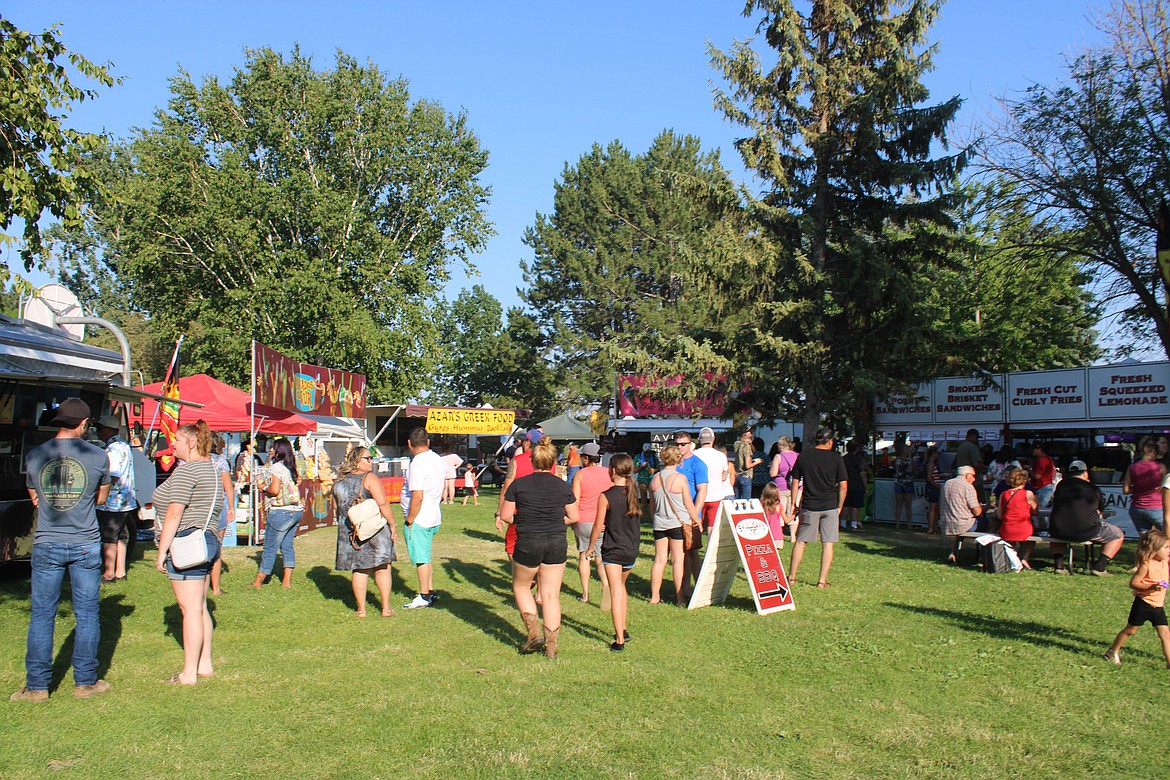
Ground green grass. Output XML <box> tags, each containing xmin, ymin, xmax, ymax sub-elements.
<box><xmin>0</xmin><ymin>499</ymin><xmax>1157</xmax><ymax>779</ymax></box>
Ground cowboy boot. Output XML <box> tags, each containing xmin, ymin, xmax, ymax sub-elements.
<box><xmin>519</xmin><ymin>612</ymin><xmax>544</xmax><ymax>654</ymax></box>
<box><xmin>543</xmin><ymin>625</ymin><xmax>560</xmax><ymax>659</ymax></box>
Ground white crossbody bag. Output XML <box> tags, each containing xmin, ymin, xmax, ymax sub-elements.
<box><xmin>168</xmin><ymin>476</ymin><xmax>220</xmax><ymax>570</ymax></box>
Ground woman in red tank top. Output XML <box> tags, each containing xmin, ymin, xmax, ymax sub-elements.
<box><xmin>996</xmin><ymin>466</ymin><xmax>1038</xmax><ymax>569</ymax></box>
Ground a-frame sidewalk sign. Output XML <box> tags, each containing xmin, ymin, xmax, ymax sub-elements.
<box><xmin>688</xmin><ymin>499</ymin><xmax>795</xmax><ymax>615</ymax></box>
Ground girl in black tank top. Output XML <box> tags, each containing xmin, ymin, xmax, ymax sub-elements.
<box><xmin>589</xmin><ymin>454</ymin><xmax>641</xmax><ymax>652</ymax></box>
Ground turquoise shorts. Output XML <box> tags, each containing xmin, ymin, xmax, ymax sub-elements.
<box><xmin>404</xmin><ymin>523</ymin><xmax>439</xmax><ymax>565</ymax></box>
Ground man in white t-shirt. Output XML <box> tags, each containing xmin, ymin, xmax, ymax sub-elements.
<box><xmin>402</xmin><ymin>427</ymin><xmax>445</xmax><ymax>608</ymax></box>
<box><xmin>693</xmin><ymin>427</ymin><xmax>732</xmax><ymax>532</ymax></box>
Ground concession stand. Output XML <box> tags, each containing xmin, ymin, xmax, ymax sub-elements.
<box><xmin>0</xmin><ymin>313</ymin><xmax>188</xmax><ymax>564</ymax></box>
<box><xmin>872</xmin><ymin>361</ymin><xmax>1170</xmax><ymax>537</ymax></box>
<box><xmin>366</xmin><ymin>404</ymin><xmax>521</xmax><ymax>500</ymax></box>
<box><xmin>130</xmin><ymin>373</ymin><xmax>319</xmax><ymax>543</ymax></box>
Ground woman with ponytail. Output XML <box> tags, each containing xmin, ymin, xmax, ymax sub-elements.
<box><xmin>499</xmin><ymin>437</ymin><xmax>579</xmax><ymax>658</ymax></box>
<box><xmin>154</xmin><ymin>420</ymin><xmax>224</xmax><ymax>685</ymax></box>
<box><xmin>588</xmin><ymin>454</ymin><xmax>641</xmax><ymax>652</ymax></box>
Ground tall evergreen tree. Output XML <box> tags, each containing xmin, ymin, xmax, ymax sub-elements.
<box><xmin>710</xmin><ymin>0</ymin><xmax>966</xmax><ymax>434</ymax></box>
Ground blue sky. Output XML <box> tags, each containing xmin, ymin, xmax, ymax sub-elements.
<box><xmin>6</xmin><ymin>1</ymin><xmax>1107</xmax><ymax>311</ymax></box>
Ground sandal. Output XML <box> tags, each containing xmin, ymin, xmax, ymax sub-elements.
<box><xmin>163</xmin><ymin>673</ymin><xmax>196</xmax><ymax>685</ymax></box>
<box><xmin>355</xmin><ymin>610</ymin><xmax>367</xmax><ymax>618</ymax></box>
<box><xmin>381</xmin><ymin>608</ymin><xmax>395</xmax><ymax>617</ymax></box>
<box><xmin>816</xmin><ymin>581</ymin><xmax>830</xmax><ymax>589</ymax></box>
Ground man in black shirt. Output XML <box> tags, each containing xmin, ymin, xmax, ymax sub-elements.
<box><xmin>1049</xmin><ymin>460</ymin><xmax>1124</xmax><ymax>574</ymax></box>
<box><xmin>789</xmin><ymin>426</ymin><xmax>848</xmax><ymax>588</ymax></box>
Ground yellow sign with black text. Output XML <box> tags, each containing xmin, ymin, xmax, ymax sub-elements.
<box><xmin>424</xmin><ymin>408</ymin><xmax>515</xmax><ymax>435</ymax></box>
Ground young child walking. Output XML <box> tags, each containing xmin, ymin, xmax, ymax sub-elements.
<box><xmin>1104</xmin><ymin>528</ymin><xmax>1170</xmax><ymax>667</ymax></box>
<box><xmin>760</xmin><ymin>482</ymin><xmax>793</xmax><ymax>547</ymax></box>
<box><xmin>588</xmin><ymin>454</ymin><xmax>641</xmax><ymax>652</ymax></box>
<box><xmin>461</xmin><ymin>463</ymin><xmax>479</xmax><ymax>506</ymax></box>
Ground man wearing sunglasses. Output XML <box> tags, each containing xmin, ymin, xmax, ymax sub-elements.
<box><xmin>673</xmin><ymin>432</ymin><xmax>708</xmax><ymax>601</ymax></box>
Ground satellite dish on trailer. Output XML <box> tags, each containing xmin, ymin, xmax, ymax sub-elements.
<box><xmin>23</xmin><ymin>283</ymin><xmax>85</xmax><ymax>340</ymax></box>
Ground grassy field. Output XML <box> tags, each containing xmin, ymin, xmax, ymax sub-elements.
<box><xmin>0</xmin><ymin>497</ymin><xmax>1159</xmax><ymax>779</ymax></box>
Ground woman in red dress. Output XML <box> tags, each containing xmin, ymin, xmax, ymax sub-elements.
<box><xmin>995</xmin><ymin>466</ymin><xmax>1038</xmax><ymax>569</ymax></box>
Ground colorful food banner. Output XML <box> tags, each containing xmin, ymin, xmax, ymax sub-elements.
<box><xmin>253</xmin><ymin>342</ymin><xmax>366</xmax><ymax>418</ymax></box>
<box><xmin>424</xmin><ymin>407</ymin><xmax>516</xmax><ymax>435</ymax></box>
<box><xmin>616</xmin><ymin>374</ymin><xmax>730</xmax><ymax>417</ymax></box>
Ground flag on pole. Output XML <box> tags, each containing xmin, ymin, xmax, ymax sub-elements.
<box><xmin>156</xmin><ymin>338</ymin><xmax>183</xmax><ymax>471</ymax></box>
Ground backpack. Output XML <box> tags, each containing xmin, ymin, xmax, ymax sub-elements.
<box><xmin>976</xmin><ymin>534</ymin><xmax>1022</xmax><ymax>573</ymax></box>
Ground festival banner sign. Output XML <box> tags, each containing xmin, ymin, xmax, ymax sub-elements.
<box><xmin>873</xmin><ymin>382</ymin><xmax>934</xmax><ymax>427</ymax></box>
<box><xmin>932</xmin><ymin>376</ymin><xmax>1004</xmax><ymax>424</ymax></box>
<box><xmin>1086</xmin><ymin>362</ymin><xmax>1170</xmax><ymax>420</ymax></box>
<box><xmin>616</xmin><ymin>373</ymin><xmax>731</xmax><ymax>418</ymax></box>
<box><xmin>253</xmin><ymin>342</ymin><xmax>366</xmax><ymax>418</ymax></box>
<box><xmin>1006</xmin><ymin>368</ymin><xmax>1087</xmax><ymax>422</ymax></box>
<box><xmin>424</xmin><ymin>407</ymin><xmax>515</xmax><ymax>436</ymax></box>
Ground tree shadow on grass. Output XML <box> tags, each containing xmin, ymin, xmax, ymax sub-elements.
<box><xmin>49</xmin><ymin>592</ymin><xmax>134</xmax><ymax>692</ymax></box>
<box><xmin>439</xmin><ymin>556</ymin><xmax>523</xmax><ymax>648</ymax></box>
<box><xmin>883</xmin><ymin>602</ymin><xmax>1105</xmax><ymax>656</ymax></box>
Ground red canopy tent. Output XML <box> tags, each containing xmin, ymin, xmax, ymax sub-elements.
<box><xmin>130</xmin><ymin>373</ymin><xmax>317</xmax><ymax>435</ymax></box>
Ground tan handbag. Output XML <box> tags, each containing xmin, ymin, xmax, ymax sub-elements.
<box><xmin>348</xmin><ymin>498</ymin><xmax>386</xmax><ymax>545</ymax></box>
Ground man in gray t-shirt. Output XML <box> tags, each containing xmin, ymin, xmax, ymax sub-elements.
<box><xmin>12</xmin><ymin>398</ymin><xmax>112</xmax><ymax>703</ymax></box>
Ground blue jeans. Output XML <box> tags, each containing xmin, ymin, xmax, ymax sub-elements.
<box><xmin>734</xmin><ymin>474</ymin><xmax>753</xmax><ymax>501</ymax></box>
<box><xmin>1130</xmin><ymin>506</ymin><xmax>1163</xmax><ymax>534</ymax></box>
<box><xmin>26</xmin><ymin>542</ymin><xmax>102</xmax><ymax>690</ymax></box>
<box><xmin>1034</xmin><ymin>484</ymin><xmax>1056</xmax><ymax>508</ymax></box>
<box><xmin>259</xmin><ymin>508</ymin><xmax>301</xmax><ymax>574</ymax></box>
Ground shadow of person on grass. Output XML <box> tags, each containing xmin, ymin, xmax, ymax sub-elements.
<box><xmin>307</xmin><ymin>565</ymin><xmax>356</xmax><ymax>611</ymax></box>
<box><xmin>49</xmin><ymin>592</ymin><xmax>134</xmax><ymax>692</ymax></box>
<box><xmin>162</xmin><ymin>598</ymin><xmax>218</xmax><ymax>649</ymax></box>
<box><xmin>439</xmin><ymin>556</ymin><xmax>523</xmax><ymax>648</ymax></box>
<box><xmin>883</xmin><ymin>601</ymin><xmax>1110</xmax><ymax>656</ymax></box>
<box><xmin>462</xmin><ymin>528</ymin><xmax>503</xmax><ymax>545</ymax></box>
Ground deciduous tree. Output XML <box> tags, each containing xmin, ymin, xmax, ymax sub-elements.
<box><xmin>54</xmin><ymin>46</ymin><xmax>492</xmax><ymax>401</ymax></box>
<box><xmin>981</xmin><ymin>0</ymin><xmax>1170</xmax><ymax>359</ymax></box>
<box><xmin>0</xmin><ymin>17</ymin><xmax>116</xmax><ymax>270</ymax></box>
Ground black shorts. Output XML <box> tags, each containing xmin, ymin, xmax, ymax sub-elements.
<box><xmin>1128</xmin><ymin>596</ymin><xmax>1168</xmax><ymax>627</ymax></box>
<box><xmin>653</xmin><ymin>527</ymin><xmax>684</xmax><ymax>541</ymax></box>
<box><xmin>513</xmin><ymin>531</ymin><xmax>568</xmax><ymax>568</ymax></box>
<box><xmin>844</xmin><ymin>487</ymin><xmax>865</xmax><ymax>509</ymax></box>
<box><xmin>98</xmin><ymin>509</ymin><xmax>137</xmax><ymax>544</ymax></box>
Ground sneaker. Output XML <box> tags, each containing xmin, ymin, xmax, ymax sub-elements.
<box><xmin>403</xmin><ymin>594</ymin><xmax>431</xmax><ymax>609</ymax></box>
<box><xmin>74</xmin><ymin>679</ymin><xmax>111</xmax><ymax>698</ymax></box>
<box><xmin>424</xmin><ymin>591</ymin><xmax>440</xmax><ymax>605</ymax></box>
<box><xmin>1103</xmin><ymin>650</ymin><xmax>1121</xmax><ymax>665</ymax></box>
<box><xmin>1090</xmin><ymin>568</ymin><xmax>1113</xmax><ymax>577</ymax></box>
<box><xmin>623</xmin><ymin>630</ymin><xmax>631</xmax><ymax>643</ymax></box>
<box><xmin>9</xmin><ymin>687</ymin><xmax>48</xmax><ymax>703</ymax></box>
<box><xmin>1053</xmin><ymin>567</ymin><xmax>1070</xmax><ymax>575</ymax></box>
<box><xmin>609</xmin><ymin>641</ymin><xmax>624</xmax><ymax>652</ymax></box>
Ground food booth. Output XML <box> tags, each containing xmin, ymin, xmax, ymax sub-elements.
<box><xmin>0</xmin><ymin>313</ymin><xmax>188</xmax><ymax>564</ymax></box>
<box><xmin>130</xmin><ymin>373</ymin><xmax>320</xmax><ymax>543</ymax></box>
<box><xmin>872</xmin><ymin>361</ymin><xmax>1170</xmax><ymax>537</ymax></box>
<box><xmin>366</xmin><ymin>404</ymin><xmax>522</xmax><ymax>499</ymax></box>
